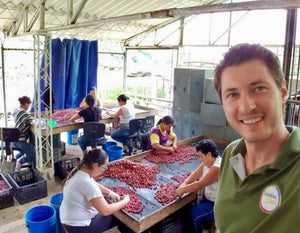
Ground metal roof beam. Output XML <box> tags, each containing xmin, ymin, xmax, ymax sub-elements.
<box><xmin>70</xmin><ymin>0</ymin><xmax>88</xmax><ymax>24</ymax></box>
<box><xmin>40</xmin><ymin>0</ymin><xmax>45</xmax><ymax>29</ymax></box>
<box><xmin>38</xmin><ymin>0</ymin><xmax>299</xmax><ymax>34</ymax></box>
<box><xmin>68</xmin><ymin>0</ymin><xmax>73</xmax><ymax>24</ymax></box>
<box><xmin>25</xmin><ymin>5</ymin><xmax>41</xmax><ymax>32</ymax></box>
<box><xmin>124</xmin><ymin>17</ymin><xmax>181</xmax><ymax>45</ymax></box>
<box><xmin>7</xmin><ymin>0</ymin><xmax>33</xmax><ymax>35</ymax></box>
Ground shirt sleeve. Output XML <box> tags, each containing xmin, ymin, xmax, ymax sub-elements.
<box><xmin>168</xmin><ymin>131</ymin><xmax>176</xmax><ymax>140</ymax></box>
<box><xmin>150</xmin><ymin>133</ymin><xmax>160</xmax><ymax>146</ymax></box>
<box><xmin>78</xmin><ymin>109</ymin><xmax>85</xmax><ymax>117</ymax></box>
<box><xmin>83</xmin><ymin>178</ymin><xmax>103</xmax><ymax>201</ymax></box>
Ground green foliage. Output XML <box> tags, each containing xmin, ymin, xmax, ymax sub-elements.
<box><xmin>156</xmin><ymin>87</ymin><xmax>166</xmax><ymax>98</ymax></box>
<box><xmin>98</xmin><ymin>87</ymin><xmax>123</xmax><ymax>104</ymax></box>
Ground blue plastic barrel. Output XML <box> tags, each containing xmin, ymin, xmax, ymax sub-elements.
<box><xmin>102</xmin><ymin>141</ymin><xmax>117</xmax><ymax>152</ymax></box>
<box><xmin>67</xmin><ymin>129</ymin><xmax>78</xmax><ymax>145</ymax></box>
<box><xmin>49</xmin><ymin>193</ymin><xmax>63</xmax><ymax>233</ymax></box>
<box><xmin>25</xmin><ymin>205</ymin><xmax>56</xmax><ymax>233</ymax></box>
<box><xmin>106</xmin><ymin>145</ymin><xmax>123</xmax><ymax>161</ymax></box>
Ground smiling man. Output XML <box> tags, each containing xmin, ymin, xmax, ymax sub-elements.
<box><xmin>213</xmin><ymin>44</ymin><xmax>299</xmax><ymax>233</ymax></box>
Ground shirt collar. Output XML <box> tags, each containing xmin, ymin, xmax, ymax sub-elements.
<box><xmin>158</xmin><ymin>124</ymin><xmax>166</xmax><ymax>136</ymax></box>
<box><xmin>229</xmin><ymin>126</ymin><xmax>299</xmax><ymax>180</ymax></box>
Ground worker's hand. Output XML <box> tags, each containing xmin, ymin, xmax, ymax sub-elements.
<box><xmin>176</xmin><ymin>187</ymin><xmax>184</xmax><ymax>197</ymax></box>
<box><xmin>109</xmin><ymin>191</ymin><xmax>120</xmax><ymax>202</ymax></box>
<box><xmin>167</xmin><ymin>147</ymin><xmax>175</xmax><ymax>153</ymax></box>
<box><xmin>172</xmin><ymin>144</ymin><xmax>177</xmax><ymax>150</ymax></box>
<box><xmin>123</xmin><ymin>195</ymin><xmax>130</xmax><ymax>204</ymax></box>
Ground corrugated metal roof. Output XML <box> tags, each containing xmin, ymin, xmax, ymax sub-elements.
<box><xmin>0</xmin><ymin>0</ymin><xmax>298</xmax><ymax>42</ymax></box>
<box><xmin>0</xmin><ymin>0</ymin><xmax>227</xmax><ymax>41</ymax></box>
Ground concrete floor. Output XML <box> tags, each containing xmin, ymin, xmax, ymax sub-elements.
<box><xmin>0</xmin><ymin>136</ymin><xmax>213</xmax><ymax>233</ymax></box>
<box><xmin>0</xmin><ymin>141</ymin><xmax>122</xmax><ymax>233</ymax></box>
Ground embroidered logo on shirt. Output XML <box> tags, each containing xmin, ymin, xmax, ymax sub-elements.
<box><xmin>259</xmin><ymin>185</ymin><xmax>281</xmax><ymax>214</ymax></box>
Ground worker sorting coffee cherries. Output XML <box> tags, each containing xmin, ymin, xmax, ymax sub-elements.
<box><xmin>60</xmin><ymin>148</ymin><xmax>133</xmax><ymax>233</ymax></box>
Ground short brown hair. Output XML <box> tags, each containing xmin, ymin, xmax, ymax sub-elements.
<box><xmin>214</xmin><ymin>43</ymin><xmax>284</xmax><ymax>101</ymax></box>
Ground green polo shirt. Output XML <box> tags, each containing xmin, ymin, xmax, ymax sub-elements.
<box><xmin>214</xmin><ymin>126</ymin><xmax>300</xmax><ymax>233</ymax></box>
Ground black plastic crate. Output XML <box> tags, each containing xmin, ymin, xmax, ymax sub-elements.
<box><xmin>7</xmin><ymin>168</ymin><xmax>47</xmax><ymax>205</ymax></box>
<box><xmin>0</xmin><ymin>173</ymin><xmax>14</xmax><ymax>209</ymax></box>
<box><xmin>54</xmin><ymin>157</ymin><xmax>80</xmax><ymax>180</ymax></box>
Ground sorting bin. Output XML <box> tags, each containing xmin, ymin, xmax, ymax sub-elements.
<box><xmin>25</xmin><ymin>205</ymin><xmax>56</xmax><ymax>233</ymax></box>
<box><xmin>49</xmin><ymin>193</ymin><xmax>63</xmax><ymax>233</ymax></box>
<box><xmin>106</xmin><ymin>145</ymin><xmax>123</xmax><ymax>161</ymax></box>
<box><xmin>67</xmin><ymin>129</ymin><xmax>78</xmax><ymax>145</ymax></box>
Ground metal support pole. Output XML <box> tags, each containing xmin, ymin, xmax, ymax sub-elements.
<box><xmin>283</xmin><ymin>8</ymin><xmax>297</xmax><ymax>90</ymax></box>
<box><xmin>1</xmin><ymin>42</ymin><xmax>7</xmax><ymax>126</ymax></box>
<box><xmin>33</xmin><ymin>33</ymin><xmax>54</xmax><ymax>175</ymax></box>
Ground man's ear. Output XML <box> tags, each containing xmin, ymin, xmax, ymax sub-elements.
<box><xmin>281</xmin><ymin>81</ymin><xmax>288</xmax><ymax>103</ymax></box>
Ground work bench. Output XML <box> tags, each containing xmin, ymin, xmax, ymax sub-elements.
<box><xmin>100</xmin><ymin>135</ymin><xmax>228</xmax><ymax>233</ymax></box>
<box><xmin>30</xmin><ymin>104</ymin><xmax>158</xmax><ymax>136</ymax></box>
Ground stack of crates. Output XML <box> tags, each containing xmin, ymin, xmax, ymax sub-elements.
<box><xmin>202</xmin><ymin>78</ymin><xmax>240</xmax><ymax>141</ymax></box>
<box><xmin>172</xmin><ymin>68</ymin><xmax>241</xmax><ymax>142</ymax></box>
<box><xmin>7</xmin><ymin>168</ymin><xmax>47</xmax><ymax>204</ymax></box>
<box><xmin>54</xmin><ymin>157</ymin><xmax>80</xmax><ymax>180</ymax></box>
<box><xmin>147</xmin><ymin>203</ymin><xmax>192</xmax><ymax>233</ymax></box>
<box><xmin>0</xmin><ymin>173</ymin><xmax>14</xmax><ymax>209</ymax></box>
<box><xmin>42</xmin><ymin>134</ymin><xmax>63</xmax><ymax>163</ymax></box>
<box><xmin>173</xmin><ymin>68</ymin><xmax>213</xmax><ymax>140</ymax></box>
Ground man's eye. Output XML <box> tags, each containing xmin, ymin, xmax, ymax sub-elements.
<box><xmin>227</xmin><ymin>93</ymin><xmax>237</xmax><ymax>99</ymax></box>
<box><xmin>254</xmin><ymin>86</ymin><xmax>266</xmax><ymax>92</ymax></box>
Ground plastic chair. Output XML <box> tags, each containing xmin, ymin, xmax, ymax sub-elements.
<box><xmin>82</xmin><ymin>122</ymin><xmax>107</xmax><ymax>148</ymax></box>
<box><xmin>0</xmin><ymin>127</ymin><xmax>22</xmax><ymax>156</ymax></box>
<box><xmin>0</xmin><ymin>127</ymin><xmax>23</xmax><ymax>173</ymax></box>
<box><xmin>122</xmin><ymin>117</ymin><xmax>154</xmax><ymax>155</ymax></box>
<box><xmin>119</xmin><ymin>118</ymin><xmax>144</xmax><ymax>155</ymax></box>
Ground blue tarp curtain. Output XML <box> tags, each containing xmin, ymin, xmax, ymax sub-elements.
<box><xmin>36</xmin><ymin>38</ymin><xmax>98</xmax><ymax>111</ymax></box>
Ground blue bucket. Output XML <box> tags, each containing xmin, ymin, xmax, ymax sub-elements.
<box><xmin>102</xmin><ymin>141</ymin><xmax>117</xmax><ymax>152</ymax></box>
<box><xmin>25</xmin><ymin>205</ymin><xmax>56</xmax><ymax>233</ymax></box>
<box><xmin>67</xmin><ymin>129</ymin><xmax>78</xmax><ymax>145</ymax></box>
<box><xmin>107</xmin><ymin>145</ymin><xmax>123</xmax><ymax>161</ymax></box>
<box><xmin>49</xmin><ymin>193</ymin><xmax>63</xmax><ymax>233</ymax></box>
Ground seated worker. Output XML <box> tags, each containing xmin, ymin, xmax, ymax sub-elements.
<box><xmin>176</xmin><ymin>139</ymin><xmax>221</xmax><ymax>233</ymax></box>
<box><xmin>147</xmin><ymin>115</ymin><xmax>177</xmax><ymax>153</ymax></box>
<box><xmin>106</xmin><ymin>94</ymin><xmax>135</xmax><ymax>150</ymax></box>
<box><xmin>12</xmin><ymin>96</ymin><xmax>35</xmax><ymax>169</ymax></box>
<box><xmin>60</xmin><ymin>148</ymin><xmax>131</xmax><ymax>233</ymax></box>
<box><xmin>70</xmin><ymin>94</ymin><xmax>102</xmax><ymax>152</ymax></box>
<box><xmin>79</xmin><ymin>87</ymin><xmax>101</xmax><ymax>109</ymax></box>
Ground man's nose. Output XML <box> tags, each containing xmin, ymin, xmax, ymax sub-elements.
<box><xmin>238</xmin><ymin>93</ymin><xmax>256</xmax><ymax>113</ymax></box>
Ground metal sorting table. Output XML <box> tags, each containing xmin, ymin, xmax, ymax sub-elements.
<box><xmin>99</xmin><ymin>135</ymin><xmax>228</xmax><ymax>233</ymax></box>
<box><xmin>30</xmin><ymin>104</ymin><xmax>158</xmax><ymax>136</ymax></box>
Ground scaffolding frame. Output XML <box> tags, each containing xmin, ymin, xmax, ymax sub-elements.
<box><xmin>33</xmin><ymin>33</ymin><xmax>54</xmax><ymax>173</ymax></box>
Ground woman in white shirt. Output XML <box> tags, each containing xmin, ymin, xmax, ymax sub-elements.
<box><xmin>106</xmin><ymin>94</ymin><xmax>135</xmax><ymax>149</ymax></box>
<box><xmin>60</xmin><ymin>148</ymin><xmax>131</xmax><ymax>233</ymax></box>
<box><xmin>176</xmin><ymin>139</ymin><xmax>221</xmax><ymax>233</ymax></box>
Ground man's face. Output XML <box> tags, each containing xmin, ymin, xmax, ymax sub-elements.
<box><xmin>220</xmin><ymin>59</ymin><xmax>287</xmax><ymax>143</ymax></box>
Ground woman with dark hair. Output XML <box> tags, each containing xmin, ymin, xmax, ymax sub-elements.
<box><xmin>60</xmin><ymin>148</ymin><xmax>130</xmax><ymax>233</ymax></box>
<box><xmin>176</xmin><ymin>139</ymin><xmax>221</xmax><ymax>233</ymax></box>
<box><xmin>79</xmin><ymin>87</ymin><xmax>101</xmax><ymax>109</ymax></box>
<box><xmin>13</xmin><ymin>96</ymin><xmax>35</xmax><ymax>169</ymax></box>
<box><xmin>70</xmin><ymin>94</ymin><xmax>102</xmax><ymax>151</ymax></box>
<box><xmin>106</xmin><ymin>94</ymin><xmax>135</xmax><ymax>150</ymax></box>
<box><xmin>147</xmin><ymin>115</ymin><xmax>177</xmax><ymax>153</ymax></box>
